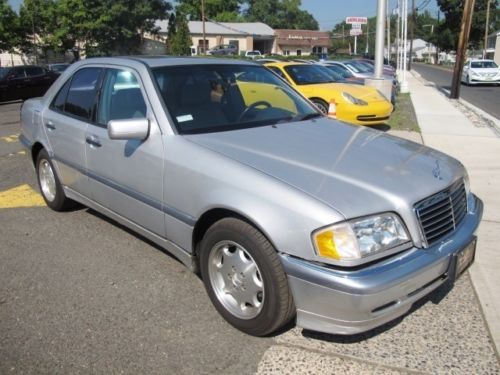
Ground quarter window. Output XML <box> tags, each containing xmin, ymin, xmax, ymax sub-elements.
<box><xmin>64</xmin><ymin>68</ymin><xmax>102</xmax><ymax>120</ymax></box>
<box><xmin>97</xmin><ymin>69</ymin><xmax>147</xmax><ymax>126</ymax></box>
<box><xmin>51</xmin><ymin>79</ymin><xmax>72</xmax><ymax>112</ymax></box>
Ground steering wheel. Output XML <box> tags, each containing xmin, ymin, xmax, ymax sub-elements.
<box><xmin>238</xmin><ymin>101</ymin><xmax>272</xmax><ymax>121</ymax></box>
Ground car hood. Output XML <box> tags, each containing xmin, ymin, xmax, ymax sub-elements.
<box><xmin>298</xmin><ymin>82</ymin><xmax>384</xmax><ymax>102</ymax></box>
<box><xmin>185</xmin><ymin>118</ymin><xmax>464</xmax><ymax>220</ymax></box>
<box><xmin>470</xmin><ymin>68</ymin><xmax>499</xmax><ymax>74</ymax></box>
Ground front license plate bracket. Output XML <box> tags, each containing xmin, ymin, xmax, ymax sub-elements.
<box><xmin>448</xmin><ymin>237</ymin><xmax>477</xmax><ymax>283</ymax></box>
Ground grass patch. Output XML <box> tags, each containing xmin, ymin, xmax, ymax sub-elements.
<box><xmin>386</xmin><ymin>93</ymin><xmax>420</xmax><ymax>132</ymax></box>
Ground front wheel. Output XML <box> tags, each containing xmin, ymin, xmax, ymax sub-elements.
<box><xmin>200</xmin><ymin>218</ymin><xmax>295</xmax><ymax>336</ymax></box>
<box><xmin>311</xmin><ymin>98</ymin><xmax>328</xmax><ymax>115</ymax></box>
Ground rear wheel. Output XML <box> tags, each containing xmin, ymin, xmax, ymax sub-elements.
<box><xmin>200</xmin><ymin>218</ymin><xmax>295</xmax><ymax>336</ymax></box>
<box><xmin>36</xmin><ymin>148</ymin><xmax>75</xmax><ymax>211</ymax></box>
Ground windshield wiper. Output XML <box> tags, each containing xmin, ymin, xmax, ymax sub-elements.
<box><xmin>295</xmin><ymin>113</ymin><xmax>324</xmax><ymax>121</ymax></box>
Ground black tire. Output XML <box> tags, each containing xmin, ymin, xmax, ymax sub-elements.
<box><xmin>35</xmin><ymin>148</ymin><xmax>75</xmax><ymax>211</ymax></box>
<box><xmin>310</xmin><ymin>98</ymin><xmax>328</xmax><ymax>115</ymax></box>
<box><xmin>200</xmin><ymin>218</ymin><xmax>295</xmax><ymax>336</ymax></box>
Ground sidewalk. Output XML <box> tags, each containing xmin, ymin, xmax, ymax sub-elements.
<box><xmin>408</xmin><ymin>71</ymin><xmax>500</xmax><ymax>355</ymax></box>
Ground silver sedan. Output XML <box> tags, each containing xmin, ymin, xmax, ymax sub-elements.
<box><xmin>20</xmin><ymin>57</ymin><xmax>482</xmax><ymax>336</ymax></box>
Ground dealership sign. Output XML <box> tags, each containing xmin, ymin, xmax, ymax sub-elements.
<box><xmin>346</xmin><ymin>17</ymin><xmax>368</xmax><ymax>24</ymax></box>
<box><xmin>349</xmin><ymin>29</ymin><xmax>363</xmax><ymax>36</ymax></box>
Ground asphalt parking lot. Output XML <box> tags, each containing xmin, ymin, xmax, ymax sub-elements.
<box><xmin>1</xmin><ymin>101</ymin><xmax>499</xmax><ymax>374</ymax></box>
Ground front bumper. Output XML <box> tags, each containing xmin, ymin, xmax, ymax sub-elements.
<box><xmin>281</xmin><ymin>195</ymin><xmax>483</xmax><ymax>335</ymax></box>
<box><xmin>335</xmin><ymin>100</ymin><xmax>394</xmax><ymax>126</ymax></box>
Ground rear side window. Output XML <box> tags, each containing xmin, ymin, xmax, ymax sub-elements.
<box><xmin>9</xmin><ymin>68</ymin><xmax>25</xmax><ymax>79</ymax></box>
<box><xmin>25</xmin><ymin>67</ymin><xmax>44</xmax><ymax>76</ymax></box>
<box><xmin>64</xmin><ymin>68</ymin><xmax>102</xmax><ymax>120</ymax></box>
<box><xmin>97</xmin><ymin>69</ymin><xmax>147</xmax><ymax>126</ymax></box>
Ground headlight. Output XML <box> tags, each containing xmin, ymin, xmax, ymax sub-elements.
<box><xmin>469</xmin><ymin>70</ymin><xmax>478</xmax><ymax>77</ymax></box>
<box><xmin>312</xmin><ymin>213</ymin><xmax>410</xmax><ymax>264</ymax></box>
<box><xmin>342</xmin><ymin>92</ymin><xmax>368</xmax><ymax>106</ymax></box>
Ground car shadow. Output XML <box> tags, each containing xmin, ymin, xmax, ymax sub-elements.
<box><xmin>370</xmin><ymin>124</ymin><xmax>391</xmax><ymax>132</ymax></box>
<box><xmin>0</xmin><ymin>100</ymin><xmax>23</xmax><ymax>106</ymax></box>
<box><xmin>85</xmin><ymin>208</ymin><xmax>188</xmax><ymax>268</ymax></box>
<box><xmin>299</xmin><ymin>279</ymin><xmax>455</xmax><ymax>344</ymax></box>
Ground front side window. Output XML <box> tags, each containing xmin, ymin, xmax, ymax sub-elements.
<box><xmin>64</xmin><ymin>68</ymin><xmax>102</xmax><ymax>120</ymax></box>
<box><xmin>153</xmin><ymin>64</ymin><xmax>320</xmax><ymax>134</ymax></box>
<box><xmin>97</xmin><ymin>69</ymin><xmax>147</xmax><ymax>126</ymax></box>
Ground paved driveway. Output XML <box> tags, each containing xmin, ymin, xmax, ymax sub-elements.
<box><xmin>0</xmin><ymin>101</ymin><xmax>498</xmax><ymax>374</ymax></box>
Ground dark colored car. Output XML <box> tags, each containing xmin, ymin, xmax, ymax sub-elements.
<box><xmin>207</xmin><ymin>44</ymin><xmax>238</xmax><ymax>56</ymax></box>
<box><xmin>0</xmin><ymin>65</ymin><xmax>58</xmax><ymax>102</ymax></box>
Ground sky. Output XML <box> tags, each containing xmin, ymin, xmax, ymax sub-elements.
<box><xmin>8</xmin><ymin>0</ymin><xmax>441</xmax><ymax>31</ymax></box>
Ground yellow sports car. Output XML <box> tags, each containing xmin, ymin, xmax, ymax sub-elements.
<box><xmin>265</xmin><ymin>62</ymin><xmax>393</xmax><ymax>126</ymax></box>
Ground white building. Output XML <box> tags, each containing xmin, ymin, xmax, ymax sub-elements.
<box><xmin>486</xmin><ymin>30</ymin><xmax>500</xmax><ymax>65</ymax></box>
<box><xmin>154</xmin><ymin>20</ymin><xmax>275</xmax><ymax>55</ymax></box>
<box><xmin>388</xmin><ymin>38</ymin><xmax>438</xmax><ymax>64</ymax></box>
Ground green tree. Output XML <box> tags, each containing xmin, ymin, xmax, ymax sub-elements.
<box><xmin>436</xmin><ymin>0</ymin><xmax>499</xmax><ymax>51</ymax></box>
<box><xmin>245</xmin><ymin>0</ymin><xmax>319</xmax><ymax>30</ymax></box>
<box><xmin>169</xmin><ymin>12</ymin><xmax>192</xmax><ymax>55</ymax></box>
<box><xmin>0</xmin><ymin>0</ymin><xmax>21</xmax><ymax>53</ymax></box>
<box><xmin>176</xmin><ymin>0</ymin><xmax>243</xmax><ymax>21</ymax></box>
<box><xmin>18</xmin><ymin>0</ymin><xmax>171</xmax><ymax>58</ymax></box>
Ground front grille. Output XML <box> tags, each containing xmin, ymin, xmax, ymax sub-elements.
<box><xmin>356</xmin><ymin>115</ymin><xmax>390</xmax><ymax>122</ymax></box>
<box><xmin>415</xmin><ymin>180</ymin><xmax>467</xmax><ymax>245</ymax></box>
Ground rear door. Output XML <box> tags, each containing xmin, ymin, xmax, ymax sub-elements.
<box><xmin>42</xmin><ymin>67</ymin><xmax>103</xmax><ymax>197</ymax></box>
<box><xmin>85</xmin><ymin>67</ymin><xmax>165</xmax><ymax>236</ymax></box>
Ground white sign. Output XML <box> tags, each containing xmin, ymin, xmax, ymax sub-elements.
<box><xmin>346</xmin><ymin>17</ymin><xmax>368</xmax><ymax>24</ymax></box>
<box><xmin>351</xmin><ymin>23</ymin><xmax>362</xmax><ymax>30</ymax></box>
<box><xmin>350</xmin><ymin>29</ymin><xmax>362</xmax><ymax>36</ymax></box>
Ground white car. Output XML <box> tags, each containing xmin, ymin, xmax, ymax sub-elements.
<box><xmin>245</xmin><ymin>50</ymin><xmax>262</xmax><ymax>59</ymax></box>
<box><xmin>461</xmin><ymin>59</ymin><xmax>500</xmax><ymax>85</ymax></box>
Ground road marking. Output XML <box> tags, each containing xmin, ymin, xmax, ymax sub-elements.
<box><xmin>0</xmin><ymin>184</ymin><xmax>45</xmax><ymax>209</ymax></box>
<box><xmin>0</xmin><ymin>134</ymin><xmax>19</xmax><ymax>143</ymax></box>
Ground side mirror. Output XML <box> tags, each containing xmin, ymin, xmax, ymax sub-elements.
<box><xmin>107</xmin><ymin>118</ymin><xmax>149</xmax><ymax>141</ymax></box>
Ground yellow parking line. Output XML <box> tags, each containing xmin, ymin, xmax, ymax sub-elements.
<box><xmin>0</xmin><ymin>134</ymin><xmax>19</xmax><ymax>143</ymax></box>
<box><xmin>0</xmin><ymin>184</ymin><xmax>46</xmax><ymax>209</ymax></box>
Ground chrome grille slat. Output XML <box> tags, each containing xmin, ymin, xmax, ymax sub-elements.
<box><xmin>415</xmin><ymin>180</ymin><xmax>468</xmax><ymax>245</ymax></box>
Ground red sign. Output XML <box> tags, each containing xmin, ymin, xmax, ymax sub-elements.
<box><xmin>346</xmin><ymin>17</ymin><xmax>368</xmax><ymax>24</ymax></box>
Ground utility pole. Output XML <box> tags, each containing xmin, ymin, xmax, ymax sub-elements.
<box><xmin>387</xmin><ymin>0</ymin><xmax>391</xmax><ymax>62</ymax></box>
<box><xmin>408</xmin><ymin>0</ymin><xmax>415</xmax><ymax>70</ymax></box>
<box><xmin>483</xmin><ymin>0</ymin><xmax>491</xmax><ymax>58</ymax></box>
<box><xmin>435</xmin><ymin>10</ymin><xmax>440</xmax><ymax>64</ymax></box>
<box><xmin>374</xmin><ymin>0</ymin><xmax>387</xmax><ymax>78</ymax></box>
<box><xmin>401</xmin><ymin>0</ymin><xmax>409</xmax><ymax>93</ymax></box>
<box><xmin>450</xmin><ymin>0</ymin><xmax>476</xmax><ymax>99</ymax></box>
<box><xmin>366</xmin><ymin>19</ymin><xmax>369</xmax><ymax>55</ymax></box>
<box><xmin>201</xmin><ymin>0</ymin><xmax>206</xmax><ymax>55</ymax></box>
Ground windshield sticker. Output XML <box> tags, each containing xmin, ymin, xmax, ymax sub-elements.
<box><xmin>176</xmin><ymin>114</ymin><xmax>194</xmax><ymax>123</ymax></box>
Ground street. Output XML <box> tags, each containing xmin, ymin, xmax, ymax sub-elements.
<box><xmin>1</xmin><ymin>100</ymin><xmax>499</xmax><ymax>374</ymax></box>
<box><xmin>412</xmin><ymin>63</ymin><xmax>500</xmax><ymax>120</ymax></box>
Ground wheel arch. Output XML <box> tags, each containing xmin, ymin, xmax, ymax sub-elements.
<box><xmin>31</xmin><ymin>142</ymin><xmax>45</xmax><ymax>166</ymax></box>
<box><xmin>191</xmin><ymin>207</ymin><xmax>279</xmax><ymax>273</ymax></box>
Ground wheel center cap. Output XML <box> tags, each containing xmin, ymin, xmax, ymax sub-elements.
<box><xmin>231</xmin><ymin>273</ymin><xmax>243</xmax><ymax>289</ymax></box>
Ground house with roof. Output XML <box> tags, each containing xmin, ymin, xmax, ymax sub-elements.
<box><xmin>272</xmin><ymin>29</ymin><xmax>330</xmax><ymax>56</ymax></box>
<box><xmin>486</xmin><ymin>30</ymin><xmax>500</xmax><ymax>65</ymax></box>
<box><xmin>154</xmin><ymin>20</ymin><xmax>276</xmax><ymax>55</ymax></box>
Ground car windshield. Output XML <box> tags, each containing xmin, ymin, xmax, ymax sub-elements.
<box><xmin>344</xmin><ymin>61</ymin><xmax>371</xmax><ymax>73</ymax></box>
<box><xmin>283</xmin><ymin>64</ymin><xmax>335</xmax><ymax>85</ymax></box>
<box><xmin>471</xmin><ymin>61</ymin><xmax>498</xmax><ymax>69</ymax></box>
<box><xmin>153</xmin><ymin>64</ymin><xmax>320</xmax><ymax>134</ymax></box>
<box><xmin>323</xmin><ymin>64</ymin><xmax>354</xmax><ymax>79</ymax></box>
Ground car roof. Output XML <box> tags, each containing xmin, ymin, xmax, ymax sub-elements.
<box><xmin>82</xmin><ymin>56</ymin><xmax>257</xmax><ymax>68</ymax></box>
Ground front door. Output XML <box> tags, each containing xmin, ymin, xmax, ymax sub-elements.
<box><xmin>85</xmin><ymin>67</ymin><xmax>165</xmax><ymax>237</ymax></box>
<box><xmin>6</xmin><ymin>67</ymin><xmax>28</xmax><ymax>101</ymax></box>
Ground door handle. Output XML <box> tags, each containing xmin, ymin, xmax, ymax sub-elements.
<box><xmin>45</xmin><ymin>121</ymin><xmax>56</xmax><ymax>130</ymax></box>
<box><xmin>85</xmin><ymin>135</ymin><xmax>102</xmax><ymax>148</ymax></box>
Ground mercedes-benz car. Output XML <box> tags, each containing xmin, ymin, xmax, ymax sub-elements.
<box><xmin>20</xmin><ymin>57</ymin><xmax>482</xmax><ymax>337</ymax></box>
